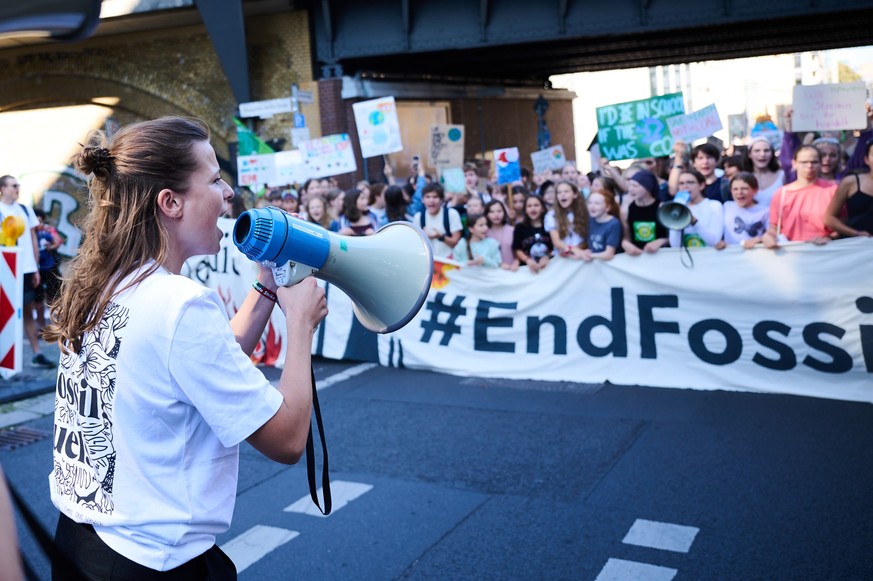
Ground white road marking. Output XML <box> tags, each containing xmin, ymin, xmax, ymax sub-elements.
<box><xmin>316</xmin><ymin>363</ymin><xmax>378</xmax><ymax>391</ymax></box>
<box><xmin>622</xmin><ymin>518</ymin><xmax>699</xmax><ymax>553</ymax></box>
<box><xmin>220</xmin><ymin>525</ymin><xmax>299</xmax><ymax>573</ymax></box>
<box><xmin>594</xmin><ymin>558</ymin><xmax>678</xmax><ymax>581</ymax></box>
<box><xmin>283</xmin><ymin>480</ymin><xmax>373</xmax><ymax>517</ymax></box>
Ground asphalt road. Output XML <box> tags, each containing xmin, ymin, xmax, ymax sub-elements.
<box><xmin>2</xmin><ymin>359</ymin><xmax>872</xmax><ymax>580</ymax></box>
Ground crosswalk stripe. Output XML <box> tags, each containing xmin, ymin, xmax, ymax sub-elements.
<box><xmin>283</xmin><ymin>480</ymin><xmax>373</xmax><ymax>517</ymax></box>
<box><xmin>220</xmin><ymin>525</ymin><xmax>299</xmax><ymax>573</ymax></box>
<box><xmin>316</xmin><ymin>363</ymin><xmax>378</xmax><ymax>391</ymax></box>
<box><xmin>622</xmin><ymin>518</ymin><xmax>699</xmax><ymax>553</ymax></box>
<box><xmin>594</xmin><ymin>558</ymin><xmax>677</xmax><ymax>581</ymax></box>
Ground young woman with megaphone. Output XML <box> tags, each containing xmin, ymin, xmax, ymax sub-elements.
<box><xmin>45</xmin><ymin>117</ymin><xmax>329</xmax><ymax>580</ymax></box>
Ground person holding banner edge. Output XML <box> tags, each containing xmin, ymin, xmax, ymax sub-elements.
<box><xmin>45</xmin><ymin>116</ymin><xmax>328</xmax><ymax>579</ymax></box>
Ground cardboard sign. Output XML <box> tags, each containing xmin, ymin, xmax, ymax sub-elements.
<box><xmin>792</xmin><ymin>83</ymin><xmax>867</xmax><ymax>132</ymax></box>
<box><xmin>596</xmin><ymin>93</ymin><xmax>685</xmax><ymax>161</ymax></box>
<box><xmin>299</xmin><ymin>134</ymin><xmax>357</xmax><ymax>178</ymax></box>
<box><xmin>494</xmin><ymin>147</ymin><xmax>521</xmax><ymax>185</ymax></box>
<box><xmin>429</xmin><ymin>125</ymin><xmax>465</xmax><ymax>168</ymax></box>
<box><xmin>352</xmin><ymin>96</ymin><xmax>404</xmax><ymax>158</ymax></box>
<box><xmin>667</xmin><ymin>104</ymin><xmax>723</xmax><ymax>143</ymax></box>
<box><xmin>530</xmin><ymin>145</ymin><xmax>566</xmax><ymax>174</ymax></box>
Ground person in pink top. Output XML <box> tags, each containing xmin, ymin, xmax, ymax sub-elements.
<box><xmin>484</xmin><ymin>199</ymin><xmax>520</xmax><ymax>270</ymax></box>
<box><xmin>762</xmin><ymin>145</ymin><xmax>836</xmax><ymax>248</ymax></box>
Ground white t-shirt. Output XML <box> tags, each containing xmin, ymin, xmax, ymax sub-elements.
<box><xmin>413</xmin><ymin>206</ymin><xmax>463</xmax><ymax>259</ymax></box>
<box><xmin>722</xmin><ymin>202</ymin><xmax>769</xmax><ymax>245</ymax></box>
<box><xmin>753</xmin><ymin>170</ymin><xmax>784</xmax><ymax>210</ymax></box>
<box><xmin>668</xmin><ymin>198</ymin><xmax>724</xmax><ymax>248</ymax></box>
<box><xmin>0</xmin><ymin>200</ymin><xmax>39</xmax><ymax>273</ymax></box>
<box><xmin>50</xmin><ymin>266</ymin><xmax>283</xmax><ymax>571</ymax></box>
<box><xmin>544</xmin><ymin>209</ymin><xmax>583</xmax><ymax>248</ymax></box>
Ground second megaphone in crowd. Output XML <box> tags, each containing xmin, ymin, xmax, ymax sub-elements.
<box><xmin>233</xmin><ymin>206</ymin><xmax>434</xmax><ymax>334</ymax></box>
<box><xmin>657</xmin><ymin>190</ymin><xmax>693</xmax><ymax>230</ymax></box>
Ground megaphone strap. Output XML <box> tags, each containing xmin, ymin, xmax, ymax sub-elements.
<box><xmin>305</xmin><ymin>366</ymin><xmax>332</xmax><ymax>515</ymax></box>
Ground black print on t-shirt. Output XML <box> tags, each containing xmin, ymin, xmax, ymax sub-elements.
<box><xmin>733</xmin><ymin>216</ymin><xmax>766</xmax><ymax>238</ymax></box>
<box><xmin>53</xmin><ymin>301</ymin><xmax>128</xmax><ymax>515</ymax></box>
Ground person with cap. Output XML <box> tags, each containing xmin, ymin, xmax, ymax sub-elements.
<box><xmin>620</xmin><ymin>169</ymin><xmax>670</xmax><ymax>255</ymax></box>
<box><xmin>279</xmin><ymin>188</ymin><xmax>299</xmax><ymax>214</ymax></box>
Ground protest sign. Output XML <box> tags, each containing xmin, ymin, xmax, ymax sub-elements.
<box><xmin>440</xmin><ymin>167</ymin><xmax>466</xmax><ymax>194</ymax></box>
<box><xmin>274</xmin><ymin>150</ymin><xmax>308</xmax><ymax>185</ymax></box>
<box><xmin>792</xmin><ymin>83</ymin><xmax>867</xmax><ymax>132</ymax></box>
<box><xmin>352</xmin><ymin>96</ymin><xmax>403</xmax><ymax>158</ymax></box>
<box><xmin>596</xmin><ymin>93</ymin><xmax>685</xmax><ymax>161</ymax></box>
<box><xmin>299</xmin><ymin>134</ymin><xmax>357</xmax><ymax>178</ymax></box>
<box><xmin>237</xmin><ymin>153</ymin><xmax>275</xmax><ymax>187</ymax></box>
<box><xmin>530</xmin><ymin>145</ymin><xmax>566</xmax><ymax>174</ymax></box>
<box><xmin>667</xmin><ymin>104</ymin><xmax>723</xmax><ymax>143</ymax></box>
<box><xmin>429</xmin><ymin>125</ymin><xmax>464</xmax><ymax>168</ymax></box>
<box><xmin>494</xmin><ymin>147</ymin><xmax>521</xmax><ymax>184</ymax></box>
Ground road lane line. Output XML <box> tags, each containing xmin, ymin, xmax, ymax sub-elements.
<box><xmin>316</xmin><ymin>363</ymin><xmax>378</xmax><ymax>391</ymax></box>
<box><xmin>220</xmin><ymin>525</ymin><xmax>299</xmax><ymax>573</ymax></box>
<box><xmin>594</xmin><ymin>558</ymin><xmax>677</xmax><ymax>581</ymax></box>
<box><xmin>283</xmin><ymin>480</ymin><xmax>373</xmax><ymax>517</ymax></box>
<box><xmin>622</xmin><ymin>518</ymin><xmax>699</xmax><ymax>553</ymax></box>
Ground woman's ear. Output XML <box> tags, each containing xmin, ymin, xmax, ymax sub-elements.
<box><xmin>156</xmin><ymin>188</ymin><xmax>182</xmax><ymax>220</ymax></box>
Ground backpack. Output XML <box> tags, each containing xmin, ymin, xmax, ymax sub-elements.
<box><xmin>419</xmin><ymin>204</ymin><xmax>452</xmax><ymax>235</ymax></box>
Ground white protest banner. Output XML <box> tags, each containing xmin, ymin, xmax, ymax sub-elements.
<box><xmin>667</xmin><ymin>104</ymin><xmax>723</xmax><ymax>143</ymax></box>
<box><xmin>792</xmin><ymin>83</ymin><xmax>868</xmax><ymax>132</ymax></box>
<box><xmin>185</xmin><ymin>230</ymin><xmax>873</xmax><ymax>404</ymax></box>
<box><xmin>273</xmin><ymin>149</ymin><xmax>308</xmax><ymax>185</ymax></box>
<box><xmin>237</xmin><ymin>153</ymin><xmax>275</xmax><ymax>188</ymax></box>
<box><xmin>429</xmin><ymin>125</ymin><xmax>465</xmax><ymax>168</ymax></box>
<box><xmin>530</xmin><ymin>145</ymin><xmax>566</xmax><ymax>174</ymax></box>
<box><xmin>352</xmin><ymin>96</ymin><xmax>404</xmax><ymax>158</ymax></box>
<box><xmin>299</xmin><ymin>134</ymin><xmax>357</xmax><ymax>178</ymax></box>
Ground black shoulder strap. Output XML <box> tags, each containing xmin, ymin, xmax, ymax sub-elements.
<box><xmin>443</xmin><ymin>205</ymin><xmax>450</xmax><ymax>233</ymax></box>
<box><xmin>419</xmin><ymin>209</ymin><xmax>426</xmax><ymax>229</ymax></box>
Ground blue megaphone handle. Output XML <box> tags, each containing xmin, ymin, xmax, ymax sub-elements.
<box><xmin>233</xmin><ymin>206</ymin><xmax>331</xmax><ymax>286</ymax></box>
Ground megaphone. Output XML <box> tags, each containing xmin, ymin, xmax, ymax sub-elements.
<box><xmin>657</xmin><ymin>190</ymin><xmax>693</xmax><ymax>230</ymax></box>
<box><xmin>233</xmin><ymin>207</ymin><xmax>434</xmax><ymax>333</ymax></box>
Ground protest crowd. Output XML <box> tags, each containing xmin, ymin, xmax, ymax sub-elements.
<box><xmin>232</xmin><ymin>101</ymin><xmax>873</xmax><ymax>273</ymax></box>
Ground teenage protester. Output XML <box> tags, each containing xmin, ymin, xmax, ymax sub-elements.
<box><xmin>45</xmin><ymin>117</ymin><xmax>328</xmax><ymax>579</ymax></box>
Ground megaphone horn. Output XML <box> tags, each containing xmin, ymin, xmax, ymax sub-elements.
<box><xmin>657</xmin><ymin>190</ymin><xmax>693</xmax><ymax>231</ymax></box>
<box><xmin>233</xmin><ymin>207</ymin><xmax>434</xmax><ymax>334</ymax></box>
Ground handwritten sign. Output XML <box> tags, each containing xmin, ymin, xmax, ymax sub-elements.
<box><xmin>596</xmin><ymin>93</ymin><xmax>685</xmax><ymax>161</ymax></box>
<box><xmin>792</xmin><ymin>83</ymin><xmax>867</xmax><ymax>132</ymax></box>
<box><xmin>667</xmin><ymin>104</ymin><xmax>723</xmax><ymax>143</ymax></box>
<box><xmin>237</xmin><ymin>153</ymin><xmax>275</xmax><ymax>187</ymax></box>
<box><xmin>429</xmin><ymin>125</ymin><xmax>465</xmax><ymax>168</ymax></box>
<box><xmin>494</xmin><ymin>147</ymin><xmax>521</xmax><ymax>185</ymax></box>
<box><xmin>352</xmin><ymin>96</ymin><xmax>403</xmax><ymax>158</ymax></box>
<box><xmin>440</xmin><ymin>167</ymin><xmax>466</xmax><ymax>194</ymax></box>
<box><xmin>530</xmin><ymin>145</ymin><xmax>566</xmax><ymax>174</ymax></box>
<box><xmin>274</xmin><ymin>150</ymin><xmax>308</xmax><ymax>185</ymax></box>
<box><xmin>299</xmin><ymin>134</ymin><xmax>357</xmax><ymax>178</ymax></box>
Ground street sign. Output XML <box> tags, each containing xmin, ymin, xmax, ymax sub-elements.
<box><xmin>239</xmin><ymin>98</ymin><xmax>292</xmax><ymax>119</ymax></box>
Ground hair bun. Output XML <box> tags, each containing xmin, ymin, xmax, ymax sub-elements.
<box><xmin>80</xmin><ymin>146</ymin><xmax>114</xmax><ymax>178</ymax></box>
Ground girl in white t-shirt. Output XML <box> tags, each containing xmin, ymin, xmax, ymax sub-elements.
<box><xmin>669</xmin><ymin>169</ymin><xmax>725</xmax><ymax>249</ymax></box>
<box><xmin>545</xmin><ymin>180</ymin><xmax>589</xmax><ymax>259</ymax></box>
<box><xmin>717</xmin><ymin>172</ymin><xmax>770</xmax><ymax>249</ymax></box>
<box><xmin>46</xmin><ymin>117</ymin><xmax>327</xmax><ymax>579</ymax></box>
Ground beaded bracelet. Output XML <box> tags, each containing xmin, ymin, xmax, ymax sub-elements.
<box><xmin>252</xmin><ymin>281</ymin><xmax>277</xmax><ymax>303</ymax></box>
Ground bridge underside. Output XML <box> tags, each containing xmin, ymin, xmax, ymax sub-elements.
<box><xmin>307</xmin><ymin>1</ymin><xmax>873</xmax><ymax>84</ymax></box>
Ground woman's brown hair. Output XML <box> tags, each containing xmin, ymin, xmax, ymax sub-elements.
<box><xmin>45</xmin><ymin>116</ymin><xmax>209</xmax><ymax>352</ymax></box>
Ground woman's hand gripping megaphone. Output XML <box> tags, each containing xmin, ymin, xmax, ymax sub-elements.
<box><xmin>233</xmin><ymin>206</ymin><xmax>434</xmax><ymax>333</ymax></box>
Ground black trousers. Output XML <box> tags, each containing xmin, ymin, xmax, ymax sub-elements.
<box><xmin>53</xmin><ymin>513</ymin><xmax>237</xmax><ymax>581</ymax></box>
